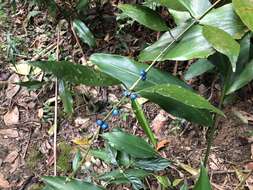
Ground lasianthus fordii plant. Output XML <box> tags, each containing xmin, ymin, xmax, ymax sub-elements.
<box><xmin>26</xmin><ymin>0</ymin><xmax>253</xmax><ymax>189</ymax></box>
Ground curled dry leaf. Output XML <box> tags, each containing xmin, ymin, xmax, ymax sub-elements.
<box><xmin>4</xmin><ymin>106</ymin><xmax>19</xmax><ymax>126</ymax></box>
<box><xmin>4</xmin><ymin>150</ymin><xmax>19</xmax><ymax>163</ymax></box>
<box><xmin>156</xmin><ymin>139</ymin><xmax>170</xmax><ymax>151</ymax></box>
<box><xmin>0</xmin><ymin>174</ymin><xmax>10</xmax><ymax>189</ymax></box>
<box><xmin>6</xmin><ymin>73</ymin><xmax>20</xmax><ymax>99</ymax></box>
<box><xmin>0</xmin><ymin>129</ymin><xmax>19</xmax><ymax>138</ymax></box>
<box><xmin>151</xmin><ymin>110</ymin><xmax>169</xmax><ymax>136</ymax></box>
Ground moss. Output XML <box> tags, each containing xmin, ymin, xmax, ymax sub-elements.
<box><xmin>57</xmin><ymin>141</ymin><xmax>72</xmax><ymax>174</ymax></box>
<box><xmin>27</xmin><ymin>148</ymin><xmax>42</xmax><ymax>170</ymax></box>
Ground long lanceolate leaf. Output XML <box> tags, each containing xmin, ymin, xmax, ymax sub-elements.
<box><xmin>90</xmin><ymin>53</ymin><xmax>190</xmax><ymax>90</ymax></box>
<box><xmin>138</xmin><ymin>84</ymin><xmax>224</xmax><ymax>126</ymax></box>
<box><xmin>233</xmin><ymin>0</ymin><xmax>253</xmax><ymax>32</ymax></box>
<box><xmin>118</xmin><ymin>4</ymin><xmax>169</xmax><ymax>31</ymax></box>
<box><xmin>139</xmin><ymin>4</ymin><xmax>247</xmax><ymax>62</ymax></box>
<box><xmin>29</xmin><ymin>61</ymin><xmax>120</xmax><ymax>86</ymax></box>
<box><xmin>193</xmin><ymin>165</ymin><xmax>212</xmax><ymax>190</ymax></box>
<box><xmin>42</xmin><ymin>176</ymin><xmax>105</xmax><ymax>190</ymax></box>
<box><xmin>203</xmin><ymin>25</ymin><xmax>240</xmax><ymax>72</ymax></box>
<box><xmin>131</xmin><ymin>99</ymin><xmax>157</xmax><ymax>146</ymax></box>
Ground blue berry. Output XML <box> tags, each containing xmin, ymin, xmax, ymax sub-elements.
<box><xmin>130</xmin><ymin>93</ymin><xmax>138</xmax><ymax>100</ymax></box>
<box><xmin>140</xmin><ymin>69</ymin><xmax>146</xmax><ymax>76</ymax></box>
<box><xmin>123</xmin><ymin>90</ymin><xmax>131</xmax><ymax>97</ymax></box>
<box><xmin>141</xmin><ymin>75</ymin><xmax>147</xmax><ymax>81</ymax></box>
<box><xmin>101</xmin><ymin>122</ymin><xmax>109</xmax><ymax>130</ymax></box>
<box><xmin>112</xmin><ymin>109</ymin><xmax>120</xmax><ymax>116</ymax></box>
<box><xmin>96</xmin><ymin>119</ymin><xmax>104</xmax><ymax>126</ymax></box>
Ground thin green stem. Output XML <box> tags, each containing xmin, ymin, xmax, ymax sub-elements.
<box><xmin>204</xmin><ymin>88</ymin><xmax>225</xmax><ymax>167</ymax></box>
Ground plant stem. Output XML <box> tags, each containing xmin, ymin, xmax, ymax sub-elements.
<box><xmin>204</xmin><ymin>88</ymin><xmax>225</xmax><ymax>167</ymax></box>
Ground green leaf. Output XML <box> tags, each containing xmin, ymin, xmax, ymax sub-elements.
<box><xmin>139</xmin><ymin>4</ymin><xmax>247</xmax><ymax>62</ymax></box>
<box><xmin>178</xmin><ymin>0</ymin><xmax>211</xmax><ymax>18</ymax></box>
<box><xmin>133</xmin><ymin>157</ymin><xmax>170</xmax><ymax>171</ymax></box>
<box><xmin>150</xmin><ymin>0</ymin><xmax>187</xmax><ymax>11</ymax></box>
<box><xmin>17</xmin><ymin>80</ymin><xmax>46</xmax><ymax>90</ymax></box>
<box><xmin>233</xmin><ymin>0</ymin><xmax>253</xmax><ymax>32</ymax></box>
<box><xmin>156</xmin><ymin>176</ymin><xmax>171</xmax><ymax>188</ymax></box>
<box><xmin>72</xmin><ymin>149</ymin><xmax>82</xmax><ymax>174</ymax></box>
<box><xmin>226</xmin><ymin>59</ymin><xmax>253</xmax><ymax>94</ymax></box>
<box><xmin>139</xmin><ymin>24</ymin><xmax>214</xmax><ymax>62</ymax></box>
<box><xmin>131</xmin><ymin>99</ymin><xmax>157</xmax><ymax>145</ymax></box>
<box><xmin>139</xmin><ymin>84</ymin><xmax>224</xmax><ymax>115</ymax></box>
<box><xmin>29</xmin><ymin>61</ymin><xmax>120</xmax><ymax>86</ymax></box>
<box><xmin>180</xmin><ymin>183</ymin><xmax>189</xmax><ymax>190</ymax></box>
<box><xmin>72</xmin><ymin>19</ymin><xmax>96</xmax><ymax>47</ymax></box>
<box><xmin>118</xmin><ymin>4</ymin><xmax>169</xmax><ymax>31</ymax></box>
<box><xmin>184</xmin><ymin>59</ymin><xmax>215</xmax><ymax>80</ymax></box>
<box><xmin>117</xmin><ymin>151</ymin><xmax>131</xmax><ymax>166</ymax></box>
<box><xmin>59</xmin><ymin>80</ymin><xmax>73</xmax><ymax>114</ymax></box>
<box><xmin>76</xmin><ymin>0</ymin><xmax>89</xmax><ymax>11</ymax></box>
<box><xmin>203</xmin><ymin>25</ymin><xmax>240</xmax><ymax>72</ymax></box>
<box><xmin>90</xmin><ymin>149</ymin><xmax>113</xmax><ymax>164</ymax></box>
<box><xmin>42</xmin><ymin>176</ymin><xmax>104</xmax><ymax>190</ymax></box>
<box><xmin>200</xmin><ymin>4</ymin><xmax>248</xmax><ymax>39</ymax></box>
<box><xmin>138</xmin><ymin>84</ymin><xmax>224</xmax><ymax>126</ymax></box>
<box><xmin>168</xmin><ymin>9</ymin><xmax>191</xmax><ymax>25</ymax></box>
<box><xmin>90</xmin><ymin>53</ymin><xmax>189</xmax><ymax>90</ymax></box>
<box><xmin>98</xmin><ymin>169</ymin><xmax>149</xmax><ymax>185</ymax></box>
<box><xmin>193</xmin><ymin>165</ymin><xmax>212</xmax><ymax>190</ymax></box>
<box><xmin>43</xmin><ymin>185</ymin><xmax>56</xmax><ymax>190</ymax></box>
<box><xmin>102</xmin><ymin>131</ymin><xmax>158</xmax><ymax>158</ymax></box>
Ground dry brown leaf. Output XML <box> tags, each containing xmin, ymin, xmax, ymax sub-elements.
<box><xmin>4</xmin><ymin>106</ymin><xmax>19</xmax><ymax>126</ymax></box>
<box><xmin>156</xmin><ymin>139</ymin><xmax>170</xmax><ymax>151</ymax></box>
<box><xmin>38</xmin><ymin>108</ymin><xmax>43</xmax><ymax>119</ymax></box>
<box><xmin>152</xmin><ymin>110</ymin><xmax>168</xmax><ymax>136</ymax></box>
<box><xmin>6</xmin><ymin>73</ymin><xmax>20</xmax><ymax>99</ymax></box>
<box><xmin>4</xmin><ymin>150</ymin><xmax>19</xmax><ymax>163</ymax></box>
<box><xmin>245</xmin><ymin>162</ymin><xmax>253</xmax><ymax>170</ymax></box>
<box><xmin>10</xmin><ymin>157</ymin><xmax>19</xmax><ymax>174</ymax></box>
<box><xmin>0</xmin><ymin>174</ymin><xmax>10</xmax><ymax>189</ymax></box>
<box><xmin>72</xmin><ymin>137</ymin><xmax>91</xmax><ymax>146</ymax></box>
<box><xmin>0</xmin><ymin>129</ymin><xmax>19</xmax><ymax>138</ymax></box>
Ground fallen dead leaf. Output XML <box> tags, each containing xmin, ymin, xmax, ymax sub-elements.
<box><xmin>0</xmin><ymin>129</ymin><xmax>19</xmax><ymax>138</ymax></box>
<box><xmin>10</xmin><ymin>63</ymin><xmax>31</xmax><ymax>76</ymax></box>
<box><xmin>6</xmin><ymin>73</ymin><xmax>20</xmax><ymax>99</ymax></box>
<box><xmin>0</xmin><ymin>174</ymin><xmax>10</xmax><ymax>189</ymax></box>
<box><xmin>245</xmin><ymin>162</ymin><xmax>253</xmax><ymax>170</ymax></box>
<box><xmin>4</xmin><ymin>106</ymin><xmax>19</xmax><ymax>126</ymax></box>
<box><xmin>156</xmin><ymin>139</ymin><xmax>170</xmax><ymax>151</ymax></box>
<box><xmin>10</xmin><ymin>156</ymin><xmax>19</xmax><ymax>173</ymax></box>
<box><xmin>74</xmin><ymin>117</ymin><xmax>89</xmax><ymax>127</ymax></box>
<box><xmin>72</xmin><ymin>136</ymin><xmax>91</xmax><ymax>146</ymax></box>
<box><xmin>38</xmin><ymin>108</ymin><xmax>44</xmax><ymax>119</ymax></box>
<box><xmin>4</xmin><ymin>150</ymin><xmax>19</xmax><ymax>163</ymax></box>
<box><xmin>152</xmin><ymin>110</ymin><xmax>168</xmax><ymax>136</ymax></box>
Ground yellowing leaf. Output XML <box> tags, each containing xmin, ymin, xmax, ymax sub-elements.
<box><xmin>72</xmin><ymin>137</ymin><xmax>91</xmax><ymax>146</ymax></box>
<box><xmin>10</xmin><ymin>63</ymin><xmax>31</xmax><ymax>75</ymax></box>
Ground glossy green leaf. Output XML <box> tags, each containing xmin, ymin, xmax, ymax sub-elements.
<box><xmin>139</xmin><ymin>4</ymin><xmax>247</xmax><ymax>62</ymax></box>
<box><xmin>72</xmin><ymin>149</ymin><xmax>82</xmax><ymax>174</ymax></box>
<box><xmin>150</xmin><ymin>0</ymin><xmax>187</xmax><ymax>11</ymax></box>
<box><xmin>42</xmin><ymin>176</ymin><xmax>104</xmax><ymax>190</ymax></box>
<box><xmin>138</xmin><ymin>84</ymin><xmax>224</xmax><ymax>126</ymax></box>
<box><xmin>102</xmin><ymin>131</ymin><xmax>158</xmax><ymax>158</ymax></box>
<box><xmin>139</xmin><ymin>24</ymin><xmax>214</xmax><ymax>62</ymax></box>
<box><xmin>30</xmin><ymin>61</ymin><xmax>120</xmax><ymax>86</ymax></box>
<box><xmin>139</xmin><ymin>84</ymin><xmax>224</xmax><ymax>115</ymax></box>
<box><xmin>233</xmin><ymin>0</ymin><xmax>253</xmax><ymax>32</ymax></box>
<box><xmin>127</xmin><ymin>176</ymin><xmax>144</xmax><ymax>190</ymax></box>
<box><xmin>168</xmin><ymin>9</ymin><xmax>191</xmax><ymax>25</ymax></box>
<box><xmin>117</xmin><ymin>151</ymin><xmax>131</xmax><ymax>166</ymax></box>
<box><xmin>184</xmin><ymin>59</ymin><xmax>215</xmax><ymax>80</ymax></box>
<box><xmin>90</xmin><ymin>149</ymin><xmax>114</xmax><ymax>164</ymax></box>
<box><xmin>226</xmin><ymin>59</ymin><xmax>253</xmax><ymax>94</ymax></box>
<box><xmin>133</xmin><ymin>157</ymin><xmax>170</xmax><ymax>171</ymax></box>
<box><xmin>178</xmin><ymin>0</ymin><xmax>211</xmax><ymax>18</ymax></box>
<box><xmin>200</xmin><ymin>4</ymin><xmax>248</xmax><ymax>39</ymax></box>
<box><xmin>193</xmin><ymin>165</ymin><xmax>212</xmax><ymax>190</ymax></box>
<box><xmin>203</xmin><ymin>25</ymin><xmax>240</xmax><ymax>72</ymax></box>
<box><xmin>43</xmin><ymin>185</ymin><xmax>55</xmax><ymax>190</ymax></box>
<box><xmin>72</xmin><ymin>19</ymin><xmax>96</xmax><ymax>47</ymax></box>
<box><xmin>118</xmin><ymin>4</ymin><xmax>168</xmax><ymax>31</ymax></box>
<box><xmin>59</xmin><ymin>80</ymin><xmax>73</xmax><ymax>114</ymax></box>
<box><xmin>98</xmin><ymin>169</ymin><xmax>149</xmax><ymax>185</ymax></box>
<box><xmin>90</xmin><ymin>53</ymin><xmax>189</xmax><ymax>90</ymax></box>
<box><xmin>131</xmin><ymin>99</ymin><xmax>157</xmax><ymax>145</ymax></box>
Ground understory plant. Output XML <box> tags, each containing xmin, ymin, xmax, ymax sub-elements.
<box><xmin>20</xmin><ymin>0</ymin><xmax>253</xmax><ymax>189</ymax></box>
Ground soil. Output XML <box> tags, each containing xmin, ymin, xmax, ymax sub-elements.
<box><xmin>0</xmin><ymin>1</ymin><xmax>252</xmax><ymax>190</ymax></box>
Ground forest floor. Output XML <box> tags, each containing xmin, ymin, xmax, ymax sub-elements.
<box><xmin>0</xmin><ymin>1</ymin><xmax>253</xmax><ymax>190</ymax></box>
